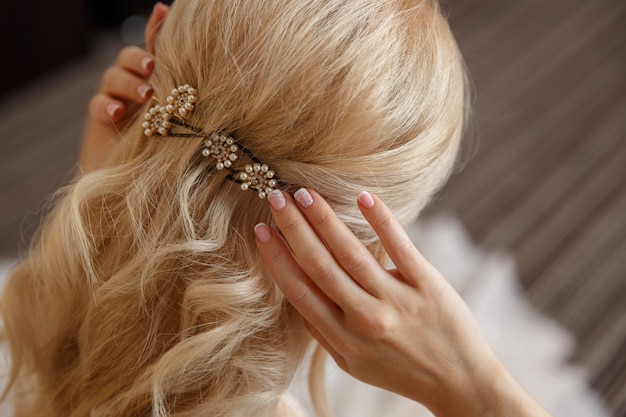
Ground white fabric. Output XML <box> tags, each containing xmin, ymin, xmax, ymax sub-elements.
<box><xmin>0</xmin><ymin>214</ymin><xmax>612</xmax><ymax>416</ymax></box>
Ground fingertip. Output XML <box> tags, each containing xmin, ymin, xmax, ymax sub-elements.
<box><xmin>294</xmin><ymin>188</ymin><xmax>314</xmax><ymax>209</ymax></box>
<box><xmin>268</xmin><ymin>189</ymin><xmax>287</xmax><ymax>211</ymax></box>
<box><xmin>357</xmin><ymin>191</ymin><xmax>375</xmax><ymax>209</ymax></box>
<box><xmin>89</xmin><ymin>95</ymin><xmax>123</xmax><ymax>123</ymax></box>
<box><xmin>106</xmin><ymin>102</ymin><xmax>123</xmax><ymax>119</ymax></box>
<box><xmin>137</xmin><ymin>83</ymin><xmax>153</xmax><ymax>100</ymax></box>
<box><xmin>153</xmin><ymin>2</ymin><xmax>169</xmax><ymax>13</ymax></box>
<box><xmin>254</xmin><ymin>223</ymin><xmax>273</xmax><ymax>244</ymax></box>
<box><xmin>140</xmin><ymin>55</ymin><xmax>154</xmax><ymax>73</ymax></box>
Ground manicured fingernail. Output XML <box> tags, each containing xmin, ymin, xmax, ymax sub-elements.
<box><xmin>268</xmin><ymin>189</ymin><xmax>286</xmax><ymax>210</ymax></box>
<box><xmin>106</xmin><ymin>103</ymin><xmax>121</xmax><ymax>118</ymax></box>
<box><xmin>358</xmin><ymin>191</ymin><xmax>375</xmax><ymax>209</ymax></box>
<box><xmin>137</xmin><ymin>83</ymin><xmax>153</xmax><ymax>99</ymax></box>
<box><xmin>140</xmin><ymin>56</ymin><xmax>154</xmax><ymax>71</ymax></box>
<box><xmin>294</xmin><ymin>188</ymin><xmax>313</xmax><ymax>208</ymax></box>
<box><xmin>254</xmin><ymin>223</ymin><xmax>272</xmax><ymax>243</ymax></box>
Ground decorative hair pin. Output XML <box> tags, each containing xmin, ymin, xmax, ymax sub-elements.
<box><xmin>143</xmin><ymin>84</ymin><xmax>198</xmax><ymax>137</ymax></box>
<box><xmin>143</xmin><ymin>84</ymin><xmax>278</xmax><ymax>199</ymax></box>
<box><xmin>201</xmin><ymin>132</ymin><xmax>278</xmax><ymax>199</ymax></box>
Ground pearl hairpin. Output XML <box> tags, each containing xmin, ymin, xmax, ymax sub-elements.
<box><xmin>143</xmin><ymin>84</ymin><xmax>197</xmax><ymax>137</ymax></box>
<box><xmin>144</xmin><ymin>84</ymin><xmax>279</xmax><ymax>199</ymax></box>
<box><xmin>201</xmin><ymin>132</ymin><xmax>239</xmax><ymax>170</ymax></box>
<box><xmin>143</xmin><ymin>104</ymin><xmax>172</xmax><ymax>137</ymax></box>
<box><xmin>238</xmin><ymin>163</ymin><xmax>278</xmax><ymax>199</ymax></box>
<box><xmin>166</xmin><ymin>84</ymin><xmax>198</xmax><ymax>118</ymax></box>
<box><xmin>200</xmin><ymin>133</ymin><xmax>278</xmax><ymax>199</ymax></box>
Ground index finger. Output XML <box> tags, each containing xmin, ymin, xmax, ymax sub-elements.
<box><xmin>289</xmin><ymin>188</ymin><xmax>389</xmax><ymax>299</ymax></box>
<box><xmin>268</xmin><ymin>190</ymin><xmax>373</xmax><ymax>310</ymax></box>
<box><xmin>357</xmin><ymin>192</ymin><xmax>433</xmax><ymax>287</ymax></box>
<box><xmin>117</xmin><ymin>46</ymin><xmax>154</xmax><ymax>78</ymax></box>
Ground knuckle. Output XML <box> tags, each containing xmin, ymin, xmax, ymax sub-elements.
<box><xmin>358</xmin><ymin>308</ymin><xmax>395</xmax><ymax>340</ymax></box>
<box><xmin>117</xmin><ymin>46</ymin><xmax>136</xmax><ymax>63</ymax></box>
<box><xmin>278</xmin><ymin>216</ymin><xmax>301</xmax><ymax>235</ymax></box>
<box><xmin>263</xmin><ymin>243</ymin><xmax>283</xmax><ymax>265</ymax></box>
<box><xmin>88</xmin><ymin>96</ymin><xmax>100</xmax><ymax>114</ymax></box>
<box><xmin>395</xmin><ymin>238</ymin><xmax>417</xmax><ymax>262</ymax></box>
<box><xmin>339</xmin><ymin>247</ymin><xmax>366</xmax><ymax>271</ymax></box>
<box><xmin>311</xmin><ymin>210</ymin><xmax>332</xmax><ymax>228</ymax></box>
<box><xmin>101</xmin><ymin>67</ymin><xmax>117</xmax><ymax>88</ymax></box>
<box><xmin>363</xmin><ymin>315</ymin><xmax>388</xmax><ymax>337</ymax></box>
<box><xmin>283</xmin><ymin>283</ymin><xmax>309</xmax><ymax>305</ymax></box>
<box><xmin>306</xmin><ymin>256</ymin><xmax>333</xmax><ymax>281</ymax></box>
<box><xmin>376</xmin><ymin>211</ymin><xmax>395</xmax><ymax>228</ymax></box>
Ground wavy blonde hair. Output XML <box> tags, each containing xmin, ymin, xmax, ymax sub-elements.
<box><xmin>1</xmin><ymin>0</ymin><xmax>468</xmax><ymax>416</ymax></box>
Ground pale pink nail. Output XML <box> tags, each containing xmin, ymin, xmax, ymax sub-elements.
<box><xmin>140</xmin><ymin>56</ymin><xmax>154</xmax><ymax>71</ymax></box>
<box><xmin>254</xmin><ymin>223</ymin><xmax>272</xmax><ymax>243</ymax></box>
<box><xmin>106</xmin><ymin>103</ymin><xmax>121</xmax><ymax>118</ymax></box>
<box><xmin>268</xmin><ymin>189</ymin><xmax>286</xmax><ymax>210</ymax></box>
<box><xmin>137</xmin><ymin>83</ymin><xmax>153</xmax><ymax>99</ymax></box>
<box><xmin>294</xmin><ymin>188</ymin><xmax>313</xmax><ymax>208</ymax></box>
<box><xmin>358</xmin><ymin>191</ymin><xmax>375</xmax><ymax>209</ymax></box>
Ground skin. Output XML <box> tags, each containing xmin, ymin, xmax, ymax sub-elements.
<box><xmin>79</xmin><ymin>4</ymin><xmax>553</xmax><ymax>416</ymax></box>
<box><xmin>255</xmin><ymin>188</ymin><xmax>553</xmax><ymax>417</ymax></box>
<box><xmin>79</xmin><ymin>2</ymin><xmax>169</xmax><ymax>173</ymax></box>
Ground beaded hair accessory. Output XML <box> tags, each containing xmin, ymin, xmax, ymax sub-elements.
<box><xmin>143</xmin><ymin>85</ymin><xmax>278</xmax><ymax>199</ymax></box>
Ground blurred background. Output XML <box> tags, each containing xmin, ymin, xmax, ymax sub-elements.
<box><xmin>0</xmin><ymin>0</ymin><xmax>624</xmax><ymax>416</ymax></box>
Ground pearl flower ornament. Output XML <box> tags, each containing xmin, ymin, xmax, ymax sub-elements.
<box><xmin>143</xmin><ymin>84</ymin><xmax>198</xmax><ymax>137</ymax></box>
<box><xmin>144</xmin><ymin>84</ymin><xmax>279</xmax><ymax>199</ymax></box>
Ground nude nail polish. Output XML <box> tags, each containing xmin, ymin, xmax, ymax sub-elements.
<box><xmin>140</xmin><ymin>56</ymin><xmax>154</xmax><ymax>71</ymax></box>
<box><xmin>137</xmin><ymin>83</ymin><xmax>153</xmax><ymax>99</ymax></box>
<box><xmin>268</xmin><ymin>190</ymin><xmax>286</xmax><ymax>210</ymax></box>
<box><xmin>106</xmin><ymin>103</ymin><xmax>121</xmax><ymax>118</ymax></box>
<box><xmin>294</xmin><ymin>188</ymin><xmax>313</xmax><ymax>208</ymax></box>
<box><xmin>254</xmin><ymin>223</ymin><xmax>272</xmax><ymax>243</ymax></box>
<box><xmin>358</xmin><ymin>191</ymin><xmax>375</xmax><ymax>209</ymax></box>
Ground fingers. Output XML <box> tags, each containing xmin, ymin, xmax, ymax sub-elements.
<box><xmin>293</xmin><ymin>188</ymin><xmax>389</xmax><ymax>297</ymax></box>
<box><xmin>254</xmin><ymin>223</ymin><xmax>343</xmax><ymax>340</ymax></box>
<box><xmin>117</xmin><ymin>46</ymin><xmax>154</xmax><ymax>77</ymax></box>
<box><xmin>102</xmin><ymin>46</ymin><xmax>154</xmax><ymax>101</ymax></box>
<box><xmin>265</xmin><ymin>190</ymin><xmax>377</xmax><ymax>310</ymax></box>
<box><xmin>101</xmin><ymin>65</ymin><xmax>153</xmax><ymax>103</ymax></box>
<box><xmin>81</xmin><ymin>46</ymin><xmax>155</xmax><ymax>173</ymax></box>
<box><xmin>88</xmin><ymin>94</ymin><xmax>125</xmax><ymax>124</ymax></box>
<box><xmin>89</xmin><ymin>68</ymin><xmax>150</xmax><ymax>128</ymax></box>
<box><xmin>357</xmin><ymin>192</ymin><xmax>432</xmax><ymax>287</ymax></box>
<box><xmin>90</xmin><ymin>47</ymin><xmax>154</xmax><ymax>127</ymax></box>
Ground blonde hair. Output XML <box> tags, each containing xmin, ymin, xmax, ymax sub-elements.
<box><xmin>1</xmin><ymin>0</ymin><xmax>468</xmax><ymax>416</ymax></box>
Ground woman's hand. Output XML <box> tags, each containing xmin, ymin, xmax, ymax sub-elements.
<box><xmin>79</xmin><ymin>2</ymin><xmax>169</xmax><ymax>172</ymax></box>
<box><xmin>80</xmin><ymin>46</ymin><xmax>154</xmax><ymax>172</ymax></box>
<box><xmin>255</xmin><ymin>188</ymin><xmax>551</xmax><ymax>417</ymax></box>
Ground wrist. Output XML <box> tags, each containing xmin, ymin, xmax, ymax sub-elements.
<box><xmin>426</xmin><ymin>352</ymin><xmax>551</xmax><ymax>417</ymax></box>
